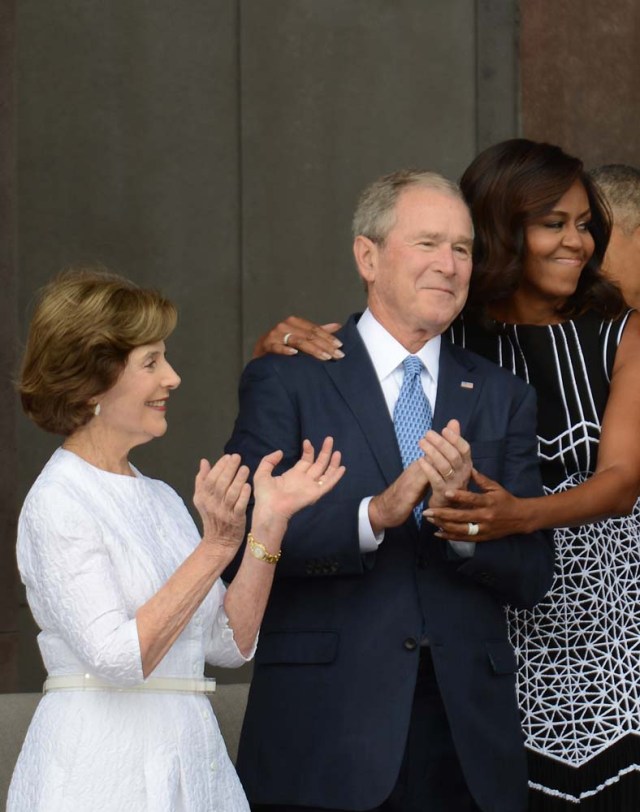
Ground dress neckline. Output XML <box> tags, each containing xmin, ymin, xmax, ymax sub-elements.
<box><xmin>57</xmin><ymin>446</ymin><xmax>144</xmax><ymax>481</ymax></box>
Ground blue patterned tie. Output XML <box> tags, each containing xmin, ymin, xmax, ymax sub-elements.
<box><xmin>393</xmin><ymin>356</ymin><xmax>433</xmax><ymax>525</ymax></box>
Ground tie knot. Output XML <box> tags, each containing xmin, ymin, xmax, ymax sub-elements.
<box><xmin>402</xmin><ymin>355</ymin><xmax>423</xmax><ymax>379</ymax></box>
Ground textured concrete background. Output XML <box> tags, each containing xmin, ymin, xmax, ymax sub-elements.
<box><xmin>6</xmin><ymin>0</ymin><xmax>505</xmax><ymax>690</ymax></box>
<box><xmin>521</xmin><ymin>0</ymin><xmax>640</xmax><ymax>167</ymax></box>
<box><xmin>0</xmin><ymin>0</ymin><xmax>18</xmax><ymax>692</ymax></box>
<box><xmin>2</xmin><ymin>0</ymin><xmax>636</xmax><ymax>691</ymax></box>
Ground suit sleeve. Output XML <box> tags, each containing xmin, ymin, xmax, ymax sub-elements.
<box><xmin>453</xmin><ymin>381</ymin><xmax>555</xmax><ymax>609</ymax></box>
<box><xmin>225</xmin><ymin>357</ymin><xmax>369</xmax><ymax>580</ymax></box>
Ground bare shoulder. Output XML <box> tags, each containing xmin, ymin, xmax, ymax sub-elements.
<box><xmin>613</xmin><ymin>311</ymin><xmax>640</xmax><ymax>372</ymax></box>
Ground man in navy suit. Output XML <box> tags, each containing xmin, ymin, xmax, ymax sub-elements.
<box><xmin>226</xmin><ymin>170</ymin><xmax>554</xmax><ymax>812</ymax></box>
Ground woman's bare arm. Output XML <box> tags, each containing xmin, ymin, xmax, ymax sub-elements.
<box><xmin>424</xmin><ymin>313</ymin><xmax>640</xmax><ymax>540</ymax></box>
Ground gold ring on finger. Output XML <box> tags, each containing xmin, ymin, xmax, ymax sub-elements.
<box><xmin>444</xmin><ymin>467</ymin><xmax>455</xmax><ymax>479</ymax></box>
<box><xmin>317</xmin><ymin>479</ymin><xmax>325</xmax><ymax>487</ymax></box>
<box><xmin>283</xmin><ymin>332</ymin><xmax>293</xmax><ymax>346</ymax></box>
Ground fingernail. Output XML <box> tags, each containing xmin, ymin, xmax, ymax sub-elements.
<box><xmin>320</xmin><ymin>352</ymin><xmax>332</xmax><ymax>360</ymax></box>
<box><xmin>333</xmin><ymin>339</ymin><xmax>343</xmax><ymax>347</ymax></box>
<box><xmin>423</xmin><ymin>510</ymin><xmax>433</xmax><ymax>518</ymax></box>
<box><xmin>287</xmin><ymin>347</ymin><xmax>299</xmax><ymax>355</ymax></box>
<box><xmin>333</xmin><ymin>349</ymin><xmax>345</xmax><ymax>359</ymax></box>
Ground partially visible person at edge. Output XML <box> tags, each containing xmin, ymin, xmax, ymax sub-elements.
<box><xmin>227</xmin><ymin>168</ymin><xmax>554</xmax><ymax>812</ymax></box>
<box><xmin>8</xmin><ymin>269</ymin><xmax>344</xmax><ymax>812</ymax></box>
<box><xmin>590</xmin><ymin>163</ymin><xmax>640</xmax><ymax>309</ymax></box>
<box><xmin>253</xmin><ymin>140</ymin><xmax>640</xmax><ymax>810</ymax></box>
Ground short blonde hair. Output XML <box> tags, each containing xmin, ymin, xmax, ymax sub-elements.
<box><xmin>19</xmin><ymin>268</ymin><xmax>178</xmax><ymax>436</ymax></box>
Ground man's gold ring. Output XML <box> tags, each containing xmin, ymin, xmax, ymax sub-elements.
<box><xmin>467</xmin><ymin>522</ymin><xmax>480</xmax><ymax>537</ymax></box>
<box><xmin>444</xmin><ymin>467</ymin><xmax>455</xmax><ymax>479</ymax></box>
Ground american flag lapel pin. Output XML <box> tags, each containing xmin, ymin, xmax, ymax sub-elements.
<box><xmin>460</xmin><ymin>381</ymin><xmax>474</xmax><ymax>389</ymax></box>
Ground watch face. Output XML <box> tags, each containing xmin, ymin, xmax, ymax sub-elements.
<box><xmin>254</xmin><ymin>545</ymin><xmax>266</xmax><ymax>559</ymax></box>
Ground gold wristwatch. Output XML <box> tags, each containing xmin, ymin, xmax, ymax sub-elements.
<box><xmin>247</xmin><ymin>532</ymin><xmax>282</xmax><ymax>565</ymax></box>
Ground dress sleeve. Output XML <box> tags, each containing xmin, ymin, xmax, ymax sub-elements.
<box><xmin>18</xmin><ymin>483</ymin><xmax>144</xmax><ymax>685</ymax></box>
<box><xmin>203</xmin><ymin>579</ymin><xmax>257</xmax><ymax>668</ymax></box>
<box><xmin>601</xmin><ymin>309</ymin><xmax>634</xmax><ymax>383</ymax></box>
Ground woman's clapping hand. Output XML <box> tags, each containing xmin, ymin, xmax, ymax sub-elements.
<box><xmin>194</xmin><ymin>454</ymin><xmax>251</xmax><ymax>552</ymax></box>
<box><xmin>193</xmin><ymin>437</ymin><xmax>345</xmax><ymax>554</ymax></box>
<box><xmin>252</xmin><ymin>437</ymin><xmax>345</xmax><ymax>527</ymax></box>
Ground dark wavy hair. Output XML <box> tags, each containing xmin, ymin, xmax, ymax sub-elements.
<box><xmin>460</xmin><ymin>139</ymin><xmax>624</xmax><ymax>321</ymax></box>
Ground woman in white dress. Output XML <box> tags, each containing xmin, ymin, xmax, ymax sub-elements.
<box><xmin>8</xmin><ymin>269</ymin><xmax>345</xmax><ymax>812</ymax></box>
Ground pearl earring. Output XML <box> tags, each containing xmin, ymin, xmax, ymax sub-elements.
<box><xmin>94</xmin><ymin>403</ymin><xmax>101</xmax><ymax>417</ymax></box>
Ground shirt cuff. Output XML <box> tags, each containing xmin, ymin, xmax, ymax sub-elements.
<box><xmin>358</xmin><ymin>497</ymin><xmax>385</xmax><ymax>553</ymax></box>
<box><xmin>448</xmin><ymin>540</ymin><xmax>476</xmax><ymax>558</ymax></box>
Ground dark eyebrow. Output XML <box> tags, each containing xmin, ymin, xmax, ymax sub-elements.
<box><xmin>546</xmin><ymin>207</ymin><xmax>592</xmax><ymax>219</ymax></box>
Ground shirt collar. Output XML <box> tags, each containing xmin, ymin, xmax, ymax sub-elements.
<box><xmin>357</xmin><ymin>308</ymin><xmax>440</xmax><ymax>384</ymax></box>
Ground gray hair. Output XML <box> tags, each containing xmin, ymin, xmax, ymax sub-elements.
<box><xmin>590</xmin><ymin>164</ymin><xmax>640</xmax><ymax>235</ymax></box>
<box><xmin>352</xmin><ymin>169</ymin><xmax>465</xmax><ymax>243</ymax></box>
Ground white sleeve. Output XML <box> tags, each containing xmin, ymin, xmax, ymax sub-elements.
<box><xmin>358</xmin><ymin>496</ymin><xmax>385</xmax><ymax>552</ymax></box>
<box><xmin>448</xmin><ymin>540</ymin><xmax>476</xmax><ymax>557</ymax></box>
<box><xmin>204</xmin><ymin>579</ymin><xmax>257</xmax><ymax>667</ymax></box>
<box><xmin>18</xmin><ymin>484</ymin><xmax>144</xmax><ymax>685</ymax></box>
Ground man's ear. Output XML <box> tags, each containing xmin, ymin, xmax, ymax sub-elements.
<box><xmin>353</xmin><ymin>235</ymin><xmax>378</xmax><ymax>285</ymax></box>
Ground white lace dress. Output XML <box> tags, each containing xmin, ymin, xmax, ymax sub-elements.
<box><xmin>8</xmin><ymin>448</ymin><xmax>251</xmax><ymax>812</ymax></box>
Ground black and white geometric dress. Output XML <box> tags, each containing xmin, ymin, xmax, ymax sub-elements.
<box><xmin>450</xmin><ymin>310</ymin><xmax>640</xmax><ymax>810</ymax></box>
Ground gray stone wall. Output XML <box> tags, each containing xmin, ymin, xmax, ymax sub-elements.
<box><xmin>4</xmin><ymin>0</ymin><xmax>521</xmax><ymax>690</ymax></box>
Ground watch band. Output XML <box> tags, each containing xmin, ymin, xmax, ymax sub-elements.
<box><xmin>248</xmin><ymin>531</ymin><xmax>281</xmax><ymax>565</ymax></box>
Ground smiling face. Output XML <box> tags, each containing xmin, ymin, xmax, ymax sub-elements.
<box><xmin>513</xmin><ymin>180</ymin><xmax>595</xmax><ymax>321</ymax></box>
<box><xmin>96</xmin><ymin>341</ymin><xmax>181</xmax><ymax>451</ymax></box>
<box><xmin>355</xmin><ymin>185</ymin><xmax>473</xmax><ymax>351</ymax></box>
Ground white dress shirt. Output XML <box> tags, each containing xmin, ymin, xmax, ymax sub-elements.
<box><xmin>356</xmin><ymin>309</ymin><xmax>474</xmax><ymax>557</ymax></box>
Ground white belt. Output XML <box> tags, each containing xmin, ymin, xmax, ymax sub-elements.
<box><xmin>43</xmin><ymin>674</ymin><xmax>217</xmax><ymax>695</ymax></box>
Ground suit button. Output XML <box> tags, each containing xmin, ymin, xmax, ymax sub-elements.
<box><xmin>403</xmin><ymin>637</ymin><xmax>418</xmax><ymax>651</ymax></box>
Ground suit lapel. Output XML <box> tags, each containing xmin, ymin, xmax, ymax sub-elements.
<box><xmin>324</xmin><ymin>316</ymin><xmax>402</xmax><ymax>487</ymax></box>
<box><xmin>323</xmin><ymin>324</ymin><xmax>483</xmax><ymax>485</ymax></box>
<box><xmin>432</xmin><ymin>338</ymin><xmax>483</xmax><ymax>435</ymax></box>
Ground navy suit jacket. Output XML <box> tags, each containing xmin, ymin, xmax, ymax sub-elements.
<box><xmin>225</xmin><ymin>315</ymin><xmax>554</xmax><ymax>812</ymax></box>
